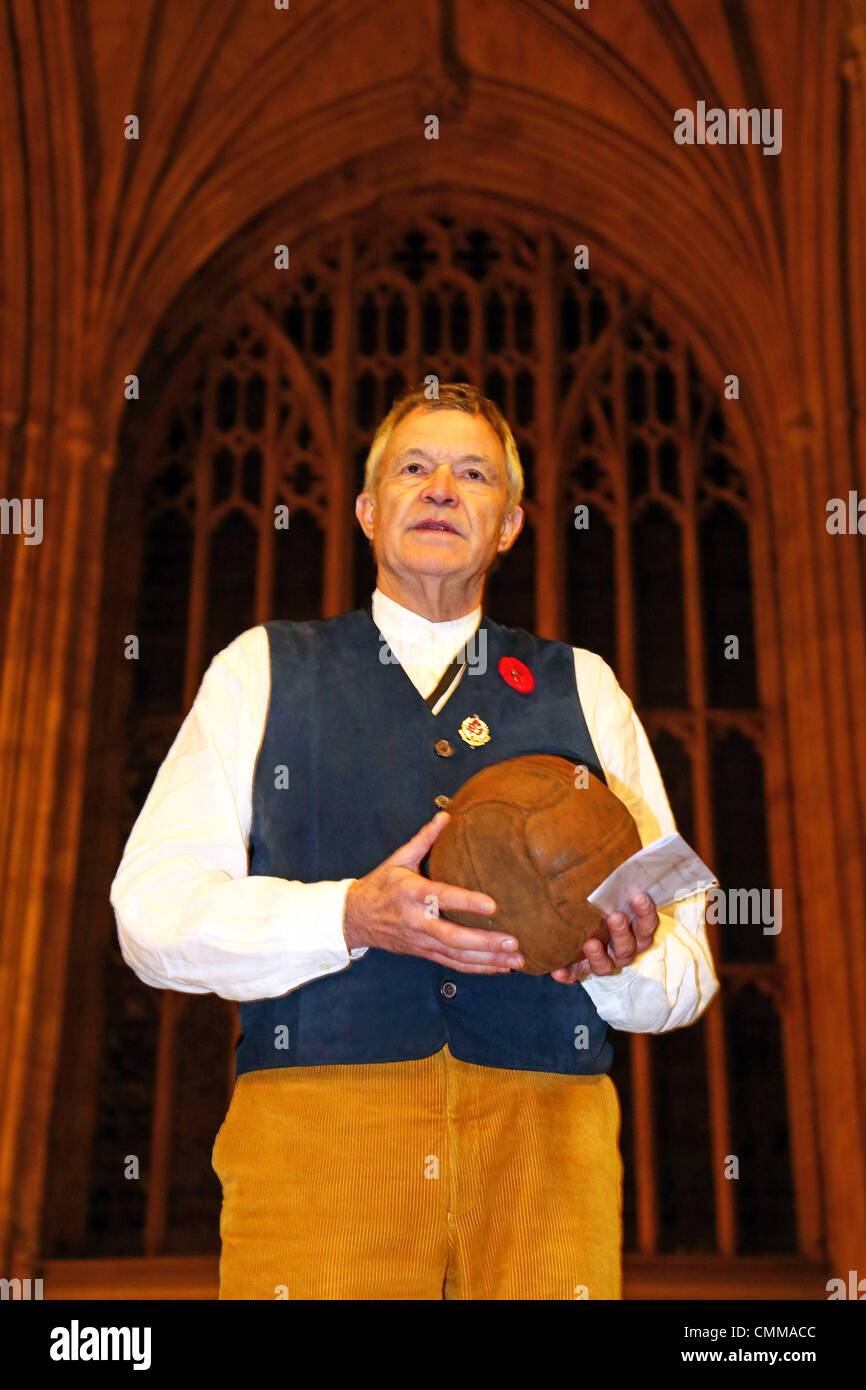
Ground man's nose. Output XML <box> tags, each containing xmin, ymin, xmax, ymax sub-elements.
<box><xmin>422</xmin><ymin>466</ymin><xmax>458</xmax><ymax>502</ymax></box>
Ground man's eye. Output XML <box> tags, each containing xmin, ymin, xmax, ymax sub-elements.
<box><xmin>404</xmin><ymin>463</ymin><xmax>423</xmax><ymax>474</ymax></box>
<box><xmin>465</xmin><ymin>469</ymin><xmax>484</xmax><ymax>480</ymax></box>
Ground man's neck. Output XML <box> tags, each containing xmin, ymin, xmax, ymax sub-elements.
<box><xmin>375</xmin><ymin>575</ymin><xmax>482</xmax><ymax>624</ymax></box>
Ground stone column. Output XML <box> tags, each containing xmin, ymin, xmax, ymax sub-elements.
<box><xmin>0</xmin><ymin>406</ymin><xmax>113</xmax><ymax>1274</ymax></box>
<box><xmin>769</xmin><ymin>411</ymin><xmax>866</xmax><ymax>1278</ymax></box>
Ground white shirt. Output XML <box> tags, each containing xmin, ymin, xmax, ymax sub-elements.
<box><xmin>110</xmin><ymin>587</ymin><xmax>719</xmax><ymax>1032</ymax></box>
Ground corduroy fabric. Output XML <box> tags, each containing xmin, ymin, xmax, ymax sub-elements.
<box><xmin>212</xmin><ymin>1045</ymin><xmax>623</xmax><ymax>1300</ymax></box>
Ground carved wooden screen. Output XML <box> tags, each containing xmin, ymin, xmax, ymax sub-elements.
<box><xmin>46</xmin><ymin>201</ymin><xmax>816</xmax><ymax>1275</ymax></box>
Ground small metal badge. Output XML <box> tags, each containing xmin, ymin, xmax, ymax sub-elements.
<box><xmin>458</xmin><ymin>714</ymin><xmax>490</xmax><ymax>747</ymax></box>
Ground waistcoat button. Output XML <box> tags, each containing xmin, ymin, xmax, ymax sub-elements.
<box><xmin>433</xmin><ymin>794</ymin><xmax>452</xmax><ymax>809</ymax></box>
<box><xmin>434</xmin><ymin>738</ymin><xmax>454</xmax><ymax>757</ymax></box>
<box><xmin>440</xmin><ymin>980</ymin><xmax>457</xmax><ymax>999</ymax></box>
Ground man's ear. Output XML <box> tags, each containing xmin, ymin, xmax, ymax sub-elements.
<box><xmin>497</xmin><ymin>505</ymin><xmax>524</xmax><ymax>553</ymax></box>
<box><xmin>355</xmin><ymin>491</ymin><xmax>375</xmax><ymax>540</ymax></box>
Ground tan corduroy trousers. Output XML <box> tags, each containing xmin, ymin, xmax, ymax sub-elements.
<box><xmin>212</xmin><ymin>1042</ymin><xmax>623</xmax><ymax>1300</ymax></box>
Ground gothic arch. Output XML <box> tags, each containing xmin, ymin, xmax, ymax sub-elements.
<box><xmin>39</xmin><ymin>192</ymin><xmax>821</xmax><ymax>1279</ymax></box>
<box><xmin>3</xmin><ymin>1</ymin><xmax>863</xmax><ymax>1287</ymax></box>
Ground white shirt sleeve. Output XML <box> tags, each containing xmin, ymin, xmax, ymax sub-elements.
<box><xmin>573</xmin><ymin>650</ymin><xmax>720</xmax><ymax>1032</ymax></box>
<box><xmin>110</xmin><ymin>625</ymin><xmax>363</xmax><ymax>1002</ymax></box>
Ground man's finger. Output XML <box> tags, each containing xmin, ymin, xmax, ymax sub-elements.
<box><xmin>415</xmin><ymin>932</ymin><xmax>524</xmax><ymax>969</ymax></box>
<box><xmin>388</xmin><ymin>811</ymin><xmax>451</xmax><ymax>868</ymax></box>
<box><xmin>424</xmin><ymin>953</ymin><xmax>514</xmax><ymax>975</ymax></box>
<box><xmin>629</xmin><ymin>892</ymin><xmax>659</xmax><ymax>946</ymax></box>
<box><xmin>605</xmin><ymin>911</ymin><xmax>636</xmax><ymax>965</ymax></box>
<box><xmin>424</xmin><ymin>880</ymin><xmax>499</xmax><ymax>922</ymax></box>
<box><xmin>551</xmin><ymin>959</ymin><xmax>592</xmax><ymax>984</ymax></box>
<box><xmin>421</xmin><ymin>915</ymin><xmax>521</xmax><ymax>959</ymax></box>
<box><xmin>583</xmin><ymin>936</ymin><xmax>617</xmax><ymax>974</ymax></box>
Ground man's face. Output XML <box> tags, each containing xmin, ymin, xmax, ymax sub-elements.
<box><xmin>355</xmin><ymin>407</ymin><xmax>524</xmax><ymax>595</ymax></box>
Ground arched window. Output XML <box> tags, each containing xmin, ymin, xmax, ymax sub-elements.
<box><xmin>44</xmin><ymin>202</ymin><xmax>810</xmax><ymax>1285</ymax></box>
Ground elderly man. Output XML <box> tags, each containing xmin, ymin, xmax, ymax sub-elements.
<box><xmin>111</xmin><ymin>381</ymin><xmax>718</xmax><ymax>1300</ymax></box>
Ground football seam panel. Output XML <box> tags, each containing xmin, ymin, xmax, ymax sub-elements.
<box><xmin>530</xmin><ymin>819</ymin><xmax>640</xmax><ymax>934</ymax></box>
<box><xmin>539</xmin><ymin>817</ymin><xmax>641</xmax><ymax>884</ymax></box>
<box><xmin>460</xmin><ymin>804</ymin><xmax>528</xmax><ymax>930</ymax></box>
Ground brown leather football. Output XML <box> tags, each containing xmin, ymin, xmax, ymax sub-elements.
<box><xmin>427</xmin><ymin>753</ymin><xmax>643</xmax><ymax>974</ymax></box>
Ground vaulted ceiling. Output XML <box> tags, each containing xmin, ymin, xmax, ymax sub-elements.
<box><xmin>1</xmin><ymin>0</ymin><xmax>863</xmax><ymax>468</ymax></box>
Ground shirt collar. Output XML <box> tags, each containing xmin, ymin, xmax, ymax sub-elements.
<box><xmin>371</xmin><ymin>586</ymin><xmax>481</xmax><ymax>650</ymax></box>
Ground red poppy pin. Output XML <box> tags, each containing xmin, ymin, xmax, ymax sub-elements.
<box><xmin>499</xmin><ymin>656</ymin><xmax>535</xmax><ymax>693</ymax></box>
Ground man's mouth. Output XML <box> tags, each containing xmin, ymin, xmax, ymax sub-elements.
<box><xmin>413</xmin><ymin>520</ymin><xmax>459</xmax><ymax>534</ymax></box>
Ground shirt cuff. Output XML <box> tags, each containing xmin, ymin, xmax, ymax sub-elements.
<box><xmin>309</xmin><ymin>878</ymin><xmax>366</xmax><ymax>973</ymax></box>
<box><xmin>579</xmin><ymin>969</ymin><xmax>635</xmax><ymax>996</ymax></box>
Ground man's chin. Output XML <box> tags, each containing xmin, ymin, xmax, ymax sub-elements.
<box><xmin>396</xmin><ymin>547</ymin><xmax>467</xmax><ymax>578</ymax></box>
<box><xmin>403</xmin><ymin>533</ymin><xmax>464</xmax><ymax>558</ymax></box>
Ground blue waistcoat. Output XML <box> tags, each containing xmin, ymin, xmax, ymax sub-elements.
<box><xmin>235</xmin><ymin>607</ymin><xmax>615</xmax><ymax>1079</ymax></box>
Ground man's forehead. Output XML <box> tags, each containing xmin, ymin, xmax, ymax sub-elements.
<box><xmin>385</xmin><ymin>408</ymin><xmax>505</xmax><ymax>461</ymax></box>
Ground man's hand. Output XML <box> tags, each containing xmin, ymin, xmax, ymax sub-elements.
<box><xmin>342</xmin><ymin>811</ymin><xmax>525</xmax><ymax>974</ymax></box>
<box><xmin>550</xmin><ymin>893</ymin><xmax>659</xmax><ymax>984</ymax></box>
